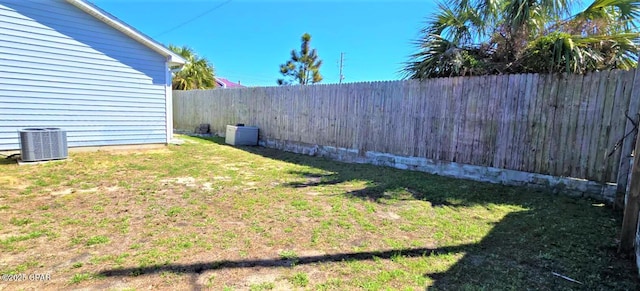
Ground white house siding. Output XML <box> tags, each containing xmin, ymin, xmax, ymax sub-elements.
<box><xmin>0</xmin><ymin>0</ymin><xmax>169</xmax><ymax>151</ymax></box>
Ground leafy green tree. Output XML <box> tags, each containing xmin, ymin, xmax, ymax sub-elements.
<box><xmin>404</xmin><ymin>0</ymin><xmax>640</xmax><ymax>79</ymax></box>
<box><xmin>278</xmin><ymin>33</ymin><xmax>324</xmax><ymax>85</ymax></box>
<box><xmin>168</xmin><ymin>45</ymin><xmax>216</xmax><ymax>90</ymax></box>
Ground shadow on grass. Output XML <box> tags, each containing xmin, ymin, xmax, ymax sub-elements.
<box><xmin>199</xmin><ymin>136</ymin><xmax>537</xmax><ymax>207</ymax></box>
<box><xmin>0</xmin><ymin>159</ymin><xmax>16</xmax><ymax>166</ymax></box>
<box><xmin>0</xmin><ymin>155</ymin><xmax>19</xmax><ymax>165</ymax></box>
<box><xmin>97</xmin><ymin>245</ymin><xmax>469</xmax><ymax>276</ymax></box>
<box><xmin>100</xmin><ymin>136</ymin><xmax>637</xmax><ymax>289</ymax></box>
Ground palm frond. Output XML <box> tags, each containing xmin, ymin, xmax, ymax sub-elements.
<box><xmin>168</xmin><ymin>45</ymin><xmax>216</xmax><ymax>90</ymax></box>
<box><xmin>404</xmin><ymin>0</ymin><xmax>639</xmax><ymax>79</ymax></box>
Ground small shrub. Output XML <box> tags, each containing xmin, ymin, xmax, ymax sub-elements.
<box><xmin>166</xmin><ymin>206</ymin><xmax>184</xmax><ymax>217</ymax></box>
<box><xmin>289</xmin><ymin>272</ymin><xmax>309</xmax><ymax>287</ymax></box>
<box><xmin>279</xmin><ymin>250</ymin><xmax>298</xmax><ymax>260</ymax></box>
<box><xmin>70</xmin><ymin>273</ymin><xmax>91</xmax><ymax>283</ymax></box>
<box><xmin>249</xmin><ymin>282</ymin><xmax>275</xmax><ymax>291</ymax></box>
<box><xmin>10</xmin><ymin>217</ymin><xmax>32</xmax><ymax>226</ymax></box>
<box><xmin>86</xmin><ymin>235</ymin><xmax>109</xmax><ymax>246</ymax></box>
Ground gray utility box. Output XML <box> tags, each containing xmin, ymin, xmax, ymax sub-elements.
<box><xmin>225</xmin><ymin>125</ymin><xmax>259</xmax><ymax>146</ymax></box>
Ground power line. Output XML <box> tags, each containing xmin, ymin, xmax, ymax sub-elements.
<box><xmin>338</xmin><ymin>52</ymin><xmax>345</xmax><ymax>84</ymax></box>
<box><xmin>155</xmin><ymin>0</ymin><xmax>233</xmax><ymax>38</ymax></box>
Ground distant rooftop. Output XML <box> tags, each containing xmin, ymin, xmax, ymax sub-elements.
<box><xmin>215</xmin><ymin>77</ymin><xmax>245</xmax><ymax>88</ymax></box>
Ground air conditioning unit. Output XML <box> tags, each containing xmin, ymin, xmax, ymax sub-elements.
<box><xmin>18</xmin><ymin>128</ymin><xmax>68</xmax><ymax>162</ymax></box>
<box><xmin>225</xmin><ymin>124</ymin><xmax>259</xmax><ymax>146</ymax></box>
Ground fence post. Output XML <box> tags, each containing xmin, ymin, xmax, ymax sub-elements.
<box><xmin>616</xmin><ymin>68</ymin><xmax>640</xmax><ymax>209</ymax></box>
<box><xmin>619</xmin><ymin>130</ymin><xmax>640</xmax><ymax>254</ymax></box>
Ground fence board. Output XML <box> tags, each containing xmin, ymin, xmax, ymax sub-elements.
<box><xmin>434</xmin><ymin>79</ymin><xmax>445</xmax><ymax>160</ymax></box>
<box><xmin>477</xmin><ymin>75</ymin><xmax>491</xmax><ymax>166</ymax></box>
<box><xmin>515</xmin><ymin>74</ymin><xmax>527</xmax><ymax>171</ymax></box>
<box><xmin>562</xmin><ymin>74</ymin><xmax>581</xmax><ymax>177</ymax></box>
<box><xmin>524</xmin><ymin>74</ymin><xmax>540</xmax><ymax>172</ymax></box>
<box><xmin>174</xmin><ymin>69</ymin><xmax>639</xmax><ymax>186</ymax></box>
<box><xmin>539</xmin><ymin>74</ymin><xmax>552</xmax><ymax>170</ymax></box>
<box><xmin>493</xmin><ymin>74</ymin><xmax>509</xmax><ymax>168</ymax></box>
<box><xmin>575</xmin><ymin>73</ymin><xmax>591</xmax><ymax>179</ymax></box>
<box><xmin>597</xmin><ymin>71</ymin><xmax>619</xmax><ymax>182</ymax></box>
<box><xmin>402</xmin><ymin>81</ymin><xmax>411</xmax><ymax>155</ymax></box>
<box><xmin>585</xmin><ymin>73</ymin><xmax>601</xmax><ymax>179</ymax></box>
<box><xmin>551</xmin><ymin>75</ymin><xmax>567</xmax><ymax>176</ymax></box>
<box><xmin>440</xmin><ymin>78</ymin><xmax>455</xmax><ymax>161</ymax></box>
<box><xmin>515</xmin><ymin>74</ymin><xmax>526</xmax><ymax>171</ymax></box>
<box><xmin>587</xmin><ymin>71</ymin><xmax>607</xmax><ymax>181</ymax></box>
<box><xmin>569</xmin><ymin>73</ymin><xmax>584</xmax><ymax>177</ymax></box>
<box><xmin>515</xmin><ymin>74</ymin><xmax>532</xmax><ymax>170</ymax></box>
<box><xmin>476</xmin><ymin>76</ymin><xmax>487</xmax><ymax>166</ymax></box>
<box><xmin>543</xmin><ymin>74</ymin><xmax>559</xmax><ymax>174</ymax></box>
<box><xmin>465</xmin><ymin>77</ymin><xmax>479</xmax><ymax>165</ymax></box>
<box><xmin>484</xmin><ymin>75</ymin><xmax>498</xmax><ymax>167</ymax></box>
<box><xmin>507</xmin><ymin>74</ymin><xmax>522</xmax><ymax>170</ymax></box>
<box><xmin>607</xmin><ymin>72</ymin><xmax>631</xmax><ymax>182</ymax></box>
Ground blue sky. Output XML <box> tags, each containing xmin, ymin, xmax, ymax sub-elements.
<box><xmin>91</xmin><ymin>0</ymin><xmax>437</xmax><ymax>87</ymax></box>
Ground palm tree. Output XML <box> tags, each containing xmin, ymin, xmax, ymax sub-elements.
<box><xmin>168</xmin><ymin>45</ymin><xmax>216</xmax><ymax>90</ymax></box>
<box><xmin>404</xmin><ymin>0</ymin><xmax>640</xmax><ymax>79</ymax></box>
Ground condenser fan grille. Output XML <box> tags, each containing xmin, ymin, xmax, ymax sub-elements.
<box><xmin>18</xmin><ymin>128</ymin><xmax>68</xmax><ymax>162</ymax></box>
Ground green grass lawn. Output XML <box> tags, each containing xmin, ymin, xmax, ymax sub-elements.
<box><xmin>0</xmin><ymin>135</ymin><xmax>636</xmax><ymax>290</ymax></box>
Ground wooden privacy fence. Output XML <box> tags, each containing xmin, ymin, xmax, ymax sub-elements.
<box><xmin>174</xmin><ymin>69</ymin><xmax>640</xmax><ymax>191</ymax></box>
